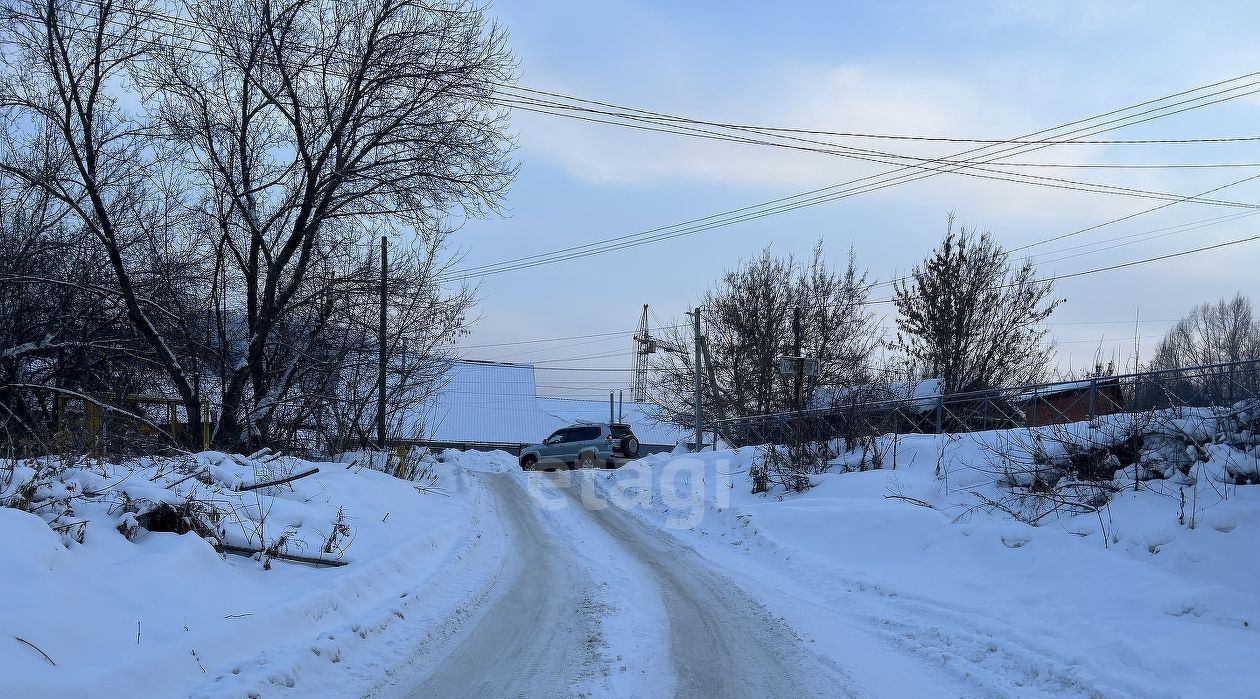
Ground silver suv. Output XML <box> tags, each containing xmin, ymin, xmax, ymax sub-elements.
<box><xmin>519</xmin><ymin>422</ymin><xmax>641</xmax><ymax>470</ymax></box>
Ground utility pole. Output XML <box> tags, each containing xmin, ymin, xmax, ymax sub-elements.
<box><xmin>792</xmin><ymin>305</ymin><xmax>803</xmax><ymax>412</ymax></box>
<box><xmin>692</xmin><ymin>308</ymin><xmax>703</xmax><ymax>452</ymax></box>
<box><xmin>377</xmin><ymin>235</ymin><xmax>387</xmax><ymax>450</ymax></box>
<box><xmin>699</xmin><ymin>334</ymin><xmax>732</xmax><ymax>446</ymax></box>
<box><xmin>792</xmin><ymin>305</ymin><xmax>803</xmax><ymax>457</ymax></box>
<box><xmin>773</xmin><ymin>306</ymin><xmax>818</xmax><ymax>460</ymax></box>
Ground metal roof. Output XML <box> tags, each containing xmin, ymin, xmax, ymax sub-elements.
<box><xmin>403</xmin><ymin>361</ymin><xmax>686</xmax><ymax>447</ymax></box>
<box><xmin>402</xmin><ymin>361</ymin><xmax>557</xmax><ymax>445</ymax></box>
<box><xmin>812</xmin><ymin>378</ymin><xmax>944</xmax><ymax>413</ymax></box>
<box><xmin>536</xmin><ymin>396</ymin><xmax>687</xmax><ymax>447</ymax></box>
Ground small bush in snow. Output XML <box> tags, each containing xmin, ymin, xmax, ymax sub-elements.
<box><xmin>752</xmin><ymin>444</ymin><xmax>813</xmax><ymax>494</ymax></box>
<box><xmin>1</xmin><ymin>452</ymin><xmax>358</xmax><ymax>567</ymax></box>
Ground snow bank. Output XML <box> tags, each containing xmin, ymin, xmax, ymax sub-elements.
<box><xmin>1</xmin><ymin>450</ymin><xmax>511</xmax><ymax>699</ymax></box>
<box><xmin>593</xmin><ymin>435</ymin><xmax>1260</xmax><ymax>698</ymax></box>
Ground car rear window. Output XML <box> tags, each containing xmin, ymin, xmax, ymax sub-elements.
<box><xmin>577</xmin><ymin>426</ymin><xmax>601</xmax><ymax>441</ymax></box>
<box><xmin>562</xmin><ymin>426</ymin><xmax>600</xmax><ymax>442</ymax></box>
<box><xmin>610</xmin><ymin>425</ymin><xmax>633</xmax><ymax>438</ymax></box>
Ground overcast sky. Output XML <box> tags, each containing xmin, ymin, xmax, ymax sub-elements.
<box><xmin>446</xmin><ymin>0</ymin><xmax>1260</xmax><ymax>398</ymax></box>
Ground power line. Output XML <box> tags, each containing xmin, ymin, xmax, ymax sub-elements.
<box><xmin>1009</xmin><ymin>172</ymin><xmax>1260</xmax><ymax>254</ymax></box>
<box><xmin>493</xmin><ymin>90</ymin><xmax>1260</xmax><ymax>171</ymax></box>
<box><xmin>447</xmin><ymin>76</ymin><xmax>1260</xmax><ymax>280</ymax></box>
<box><xmin>530</xmin><ymin>349</ymin><xmax>634</xmax><ymax>364</ymax></box>
<box><xmin>866</xmin><ymin>232</ymin><xmax>1260</xmax><ymax>305</ymax></box>
<box><xmin>857</xmin><ymin>171</ymin><xmax>1260</xmax><ymax>293</ymax></box>
<box><xmin>492</xmin><ymin>96</ymin><xmax>1260</xmax><ymax>209</ymax></box>
<box><xmin>489</xmin><ymin>83</ymin><xmax>1260</xmax><ymax>199</ymax></box>
<box><xmin>460</xmin><ymin>314</ymin><xmax>1179</xmax><ymax>362</ymax></box>
<box><xmin>531</xmin><ymin>366</ymin><xmax>634</xmax><ymax>372</ymax></box>
<box><xmin>54</xmin><ymin>1</ymin><xmax>1260</xmax><ymax>156</ymax></box>
<box><xmin>30</xmin><ymin>2</ymin><xmax>1260</xmax><ymax>335</ymax></box>
<box><xmin>26</xmin><ymin>4</ymin><xmax>1260</xmax><ymax>284</ymax></box>
<box><xmin>45</xmin><ymin>1</ymin><xmax>1260</xmax><ymax>200</ymax></box>
<box><xmin>52</xmin><ymin>0</ymin><xmax>1260</xmax><ymax>153</ymax></box>
<box><xmin>1055</xmin><ymin>336</ymin><xmax>1158</xmax><ymax>346</ymax></box>
<box><xmin>1035</xmin><ymin>214</ymin><xmax>1260</xmax><ymax>266</ymax></box>
<box><xmin>452</xmin><ymin>322</ymin><xmax>685</xmax><ymax>350</ymax></box>
<box><xmin>499</xmin><ymin>83</ymin><xmax>1260</xmax><ymax>146</ymax></box>
<box><xmin>1036</xmin><ymin>233</ymin><xmax>1260</xmax><ymax>282</ymax></box>
<box><xmin>1045</xmin><ymin>319</ymin><xmax>1175</xmax><ymax>326</ymax></box>
<box><xmin>491</xmin><ymin>333</ymin><xmax>632</xmax><ymax>360</ymax></box>
<box><xmin>1029</xmin><ymin>209</ymin><xmax>1260</xmax><ymax>259</ymax></box>
<box><xmin>461</xmin><ymin>74</ymin><xmax>1260</xmax><ymax>282</ymax></box>
<box><xmin>468</xmin><ymin>235</ymin><xmax>1255</xmax><ymax>371</ymax></box>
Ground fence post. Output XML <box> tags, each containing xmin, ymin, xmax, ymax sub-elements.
<box><xmin>1088</xmin><ymin>378</ymin><xmax>1097</xmax><ymax>422</ymax></box>
<box><xmin>86</xmin><ymin>402</ymin><xmax>100</xmax><ymax>457</ymax></box>
<box><xmin>935</xmin><ymin>396</ymin><xmax>944</xmax><ymax>434</ymax></box>
<box><xmin>201</xmin><ymin>399</ymin><xmax>211</xmax><ymax>450</ymax></box>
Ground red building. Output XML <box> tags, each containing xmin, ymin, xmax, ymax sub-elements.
<box><xmin>1021</xmin><ymin>378</ymin><xmax>1124</xmax><ymax>427</ymax></box>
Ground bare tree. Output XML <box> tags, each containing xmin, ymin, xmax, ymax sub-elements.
<box><xmin>651</xmin><ymin>242</ymin><xmax>880</xmax><ymax>430</ymax></box>
<box><xmin>141</xmin><ymin>0</ymin><xmax>514</xmax><ymax>448</ymax></box>
<box><xmin>271</xmin><ymin>232</ymin><xmax>474</xmax><ymax>453</ymax></box>
<box><xmin>893</xmin><ymin>214</ymin><xmax>1062</xmax><ymax>394</ymax></box>
<box><xmin>1148</xmin><ymin>293</ymin><xmax>1260</xmax><ymax>405</ymax></box>
<box><xmin>1151</xmin><ymin>294</ymin><xmax>1260</xmax><ymax>368</ymax></box>
<box><xmin>0</xmin><ymin>0</ymin><xmax>512</xmax><ymax>451</ymax></box>
<box><xmin>0</xmin><ymin>0</ymin><xmax>215</xmax><ymax>447</ymax></box>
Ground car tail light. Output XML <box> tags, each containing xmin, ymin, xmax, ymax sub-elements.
<box><xmin>605</xmin><ymin>434</ymin><xmax>613</xmax><ymax>442</ymax></box>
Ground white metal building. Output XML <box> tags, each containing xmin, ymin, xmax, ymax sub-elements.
<box><xmin>402</xmin><ymin>360</ymin><xmax>686</xmax><ymax>454</ymax></box>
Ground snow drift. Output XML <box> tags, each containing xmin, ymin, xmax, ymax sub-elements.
<box><xmin>0</xmin><ymin>449</ymin><xmax>514</xmax><ymax>699</ymax></box>
<box><xmin>590</xmin><ymin>412</ymin><xmax>1260</xmax><ymax>698</ymax></box>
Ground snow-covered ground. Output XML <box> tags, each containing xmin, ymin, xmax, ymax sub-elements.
<box><xmin>4</xmin><ymin>425</ymin><xmax>1258</xmax><ymax>698</ymax></box>
<box><xmin>1</xmin><ymin>450</ymin><xmax>509</xmax><ymax>699</ymax></box>
<box><xmin>591</xmin><ymin>431</ymin><xmax>1260</xmax><ymax>698</ymax></box>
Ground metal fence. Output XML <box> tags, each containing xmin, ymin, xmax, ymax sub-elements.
<box><xmin>710</xmin><ymin>359</ymin><xmax>1260</xmax><ymax>449</ymax></box>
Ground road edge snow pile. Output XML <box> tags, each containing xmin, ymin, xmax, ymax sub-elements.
<box><xmin>594</xmin><ymin>423</ymin><xmax>1260</xmax><ymax>698</ymax></box>
<box><xmin>0</xmin><ymin>449</ymin><xmax>510</xmax><ymax>699</ymax></box>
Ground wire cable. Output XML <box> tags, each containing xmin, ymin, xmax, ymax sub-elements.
<box><xmin>448</xmin><ymin>76</ymin><xmax>1260</xmax><ymax>280</ymax></box>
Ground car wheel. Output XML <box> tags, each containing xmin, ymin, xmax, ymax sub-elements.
<box><xmin>621</xmin><ymin>436</ymin><xmax>640</xmax><ymax>457</ymax></box>
<box><xmin>578</xmin><ymin>451</ymin><xmax>596</xmax><ymax>469</ymax></box>
<box><xmin>520</xmin><ymin>455</ymin><xmax>537</xmax><ymax>471</ymax></box>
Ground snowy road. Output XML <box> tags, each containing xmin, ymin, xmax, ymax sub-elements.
<box><xmin>395</xmin><ymin>472</ymin><xmax>835</xmax><ymax>698</ymax></box>
<box><xmin>9</xmin><ymin>446</ymin><xmax>1254</xmax><ymax>699</ymax></box>
<box><xmin>571</xmin><ymin>482</ymin><xmax>836</xmax><ymax>699</ymax></box>
<box><xmin>401</xmin><ymin>474</ymin><xmax>597</xmax><ymax>697</ymax></box>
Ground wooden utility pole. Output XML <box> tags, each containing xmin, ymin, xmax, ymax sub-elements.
<box><xmin>792</xmin><ymin>305</ymin><xmax>804</xmax><ymax>455</ymax></box>
<box><xmin>377</xmin><ymin>235</ymin><xmax>388</xmax><ymax>450</ymax></box>
<box><xmin>792</xmin><ymin>305</ymin><xmax>804</xmax><ymax>411</ymax></box>
<box><xmin>692</xmin><ymin>308</ymin><xmax>703</xmax><ymax>452</ymax></box>
<box><xmin>699</xmin><ymin>334</ymin><xmax>732</xmax><ymax>446</ymax></box>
